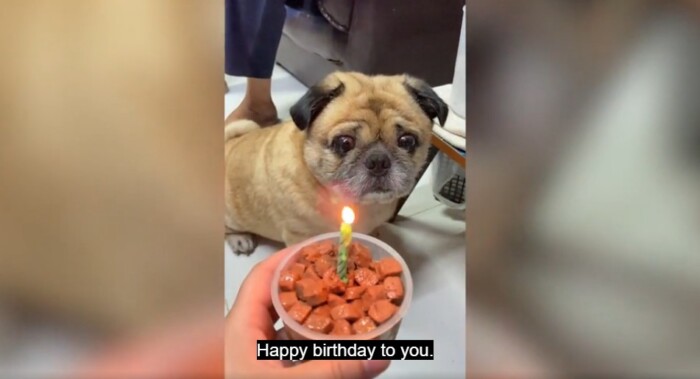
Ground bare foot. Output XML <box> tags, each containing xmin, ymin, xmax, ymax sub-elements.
<box><xmin>225</xmin><ymin>99</ymin><xmax>279</xmax><ymax>127</ymax></box>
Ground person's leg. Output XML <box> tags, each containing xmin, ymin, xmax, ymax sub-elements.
<box><xmin>227</xmin><ymin>78</ymin><xmax>278</xmax><ymax>126</ymax></box>
<box><xmin>225</xmin><ymin>0</ymin><xmax>286</xmax><ymax>126</ymax></box>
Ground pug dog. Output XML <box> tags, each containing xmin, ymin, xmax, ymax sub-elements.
<box><xmin>225</xmin><ymin>72</ymin><xmax>447</xmax><ymax>254</ymax></box>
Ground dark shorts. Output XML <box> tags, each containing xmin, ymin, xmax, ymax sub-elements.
<box><xmin>225</xmin><ymin>0</ymin><xmax>286</xmax><ymax>78</ymax></box>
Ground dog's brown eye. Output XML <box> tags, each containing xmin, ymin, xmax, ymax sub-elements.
<box><xmin>331</xmin><ymin>135</ymin><xmax>355</xmax><ymax>155</ymax></box>
<box><xmin>398</xmin><ymin>133</ymin><xmax>418</xmax><ymax>152</ymax></box>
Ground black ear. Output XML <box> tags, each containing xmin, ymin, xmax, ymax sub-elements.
<box><xmin>404</xmin><ymin>78</ymin><xmax>449</xmax><ymax>126</ymax></box>
<box><xmin>290</xmin><ymin>83</ymin><xmax>345</xmax><ymax>130</ymax></box>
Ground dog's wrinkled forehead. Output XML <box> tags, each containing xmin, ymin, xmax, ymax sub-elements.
<box><xmin>289</xmin><ymin>72</ymin><xmax>448</xmax><ymax>134</ymax></box>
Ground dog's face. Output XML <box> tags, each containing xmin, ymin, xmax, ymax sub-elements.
<box><xmin>290</xmin><ymin>72</ymin><xmax>448</xmax><ymax>204</ymax></box>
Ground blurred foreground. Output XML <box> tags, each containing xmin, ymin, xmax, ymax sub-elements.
<box><xmin>0</xmin><ymin>1</ymin><xmax>223</xmax><ymax>377</ymax></box>
<box><xmin>467</xmin><ymin>1</ymin><xmax>700</xmax><ymax>377</ymax></box>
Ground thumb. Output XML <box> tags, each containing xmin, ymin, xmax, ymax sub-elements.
<box><xmin>287</xmin><ymin>359</ymin><xmax>390</xmax><ymax>379</ymax></box>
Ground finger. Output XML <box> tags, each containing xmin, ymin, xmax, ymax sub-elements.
<box><xmin>228</xmin><ymin>245</ymin><xmax>299</xmax><ymax>332</ymax></box>
<box><xmin>286</xmin><ymin>359</ymin><xmax>390</xmax><ymax>379</ymax></box>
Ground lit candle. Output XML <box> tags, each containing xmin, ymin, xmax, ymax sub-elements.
<box><xmin>337</xmin><ymin>206</ymin><xmax>354</xmax><ymax>283</ymax></box>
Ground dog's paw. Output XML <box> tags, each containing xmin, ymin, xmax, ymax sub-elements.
<box><xmin>226</xmin><ymin>233</ymin><xmax>257</xmax><ymax>255</ymax></box>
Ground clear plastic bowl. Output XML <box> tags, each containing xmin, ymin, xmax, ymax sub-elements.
<box><xmin>271</xmin><ymin>232</ymin><xmax>413</xmax><ymax>340</ymax></box>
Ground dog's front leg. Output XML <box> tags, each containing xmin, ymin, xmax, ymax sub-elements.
<box><xmin>225</xmin><ymin>226</ymin><xmax>257</xmax><ymax>255</ymax></box>
<box><xmin>281</xmin><ymin>229</ymin><xmax>311</xmax><ymax>247</ymax></box>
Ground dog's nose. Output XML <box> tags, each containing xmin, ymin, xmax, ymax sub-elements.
<box><xmin>364</xmin><ymin>153</ymin><xmax>391</xmax><ymax>176</ymax></box>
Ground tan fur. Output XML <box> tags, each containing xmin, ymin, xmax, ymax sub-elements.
<box><xmin>225</xmin><ymin>72</ymin><xmax>434</xmax><ymax>246</ymax></box>
<box><xmin>225</xmin><ymin>119</ymin><xmax>260</xmax><ymax>141</ymax></box>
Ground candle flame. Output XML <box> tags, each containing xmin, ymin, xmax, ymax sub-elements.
<box><xmin>342</xmin><ymin>206</ymin><xmax>355</xmax><ymax>224</ymax></box>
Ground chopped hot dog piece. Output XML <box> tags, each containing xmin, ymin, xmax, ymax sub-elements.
<box><xmin>301</xmin><ymin>245</ymin><xmax>321</xmax><ymax>262</ymax></box>
<box><xmin>350</xmin><ymin>299</ymin><xmax>366</xmax><ymax>318</ymax></box>
<box><xmin>303</xmin><ymin>266</ymin><xmax>321</xmax><ymax>280</ymax></box>
<box><xmin>383</xmin><ymin>276</ymin><xmax>404</xmax><ymax>302</ymax></box>
<box><xmin>330</xmin><ymin>319</ymin><xmax>353</xmax><ymax>336</ymax></box>
<box><xmin>353</xmin><ymin>267</ymin><xmax>379</xmax><ymax>287</ymax></box>
<box><xmin>314</xmin><ymin>255</ymin><xmax>335</xmax><ymax>277</ymax></box>
<box><xmin>310</xmin><ymin>304</ymin><xmax>331</xmax><ymax>318</ymax></box>
<box><xmin>295</xmin><ymin>278</ymin><xmax>328</xmax><ymax>306</ymax></box>
<box><xmin>328</xmin><ymin>293</ymin><xmax>346</xmax><ymax>308</ymax></box>
<box><xmin>349</xmin><ymin>242</ymin><xmax>372</xmax><ymax>268</ymax></box>
<box><xmin>322</xmin><ymin>269</ymin><xmax>347</xmax><ymax>294</ymax></box>
<box><xmin>316</xmin><ymin>240</ymin><xmax>335</xmax><ymax>255</ymax></box>
<box><xmin>304</xmin><ymin>314</ymin><xmax>333</xmax><ymax>333</ymax></box>
<box><xmin>368</xmin><ymin>299</ymin><xmax>398</xmax><ymax>324</ymax></box>
<box><xmin>376</xmin><ymin>258</ymin><xmax>402</xmax><ymax>278</ymax></box>
<box><xmin>347</xmin><ymin>270</ymin><xmax>356</xmax><ymax>286</ymax></box>
<box><xmin>344</xmin><ymin>286</ymin><xmax>365</xmax><ymax>300</ymax></box>
<box><xmin>279</xmin><ymin>291</ymin><xmax>298</xmax><ymax>311</ymax></box>
<box><xmin>352</xmin><ymin>317</ymin><xmax>377</xmax><ymax>334</ymax></box>
<box><xmin>279</xmin><ymin>270</ymin><xmax>298</xmax><ymax>291</ymax></box>
<box><xmin>303</xmin><ymin>241</ymin><xmax>334</xmax><ymax>262</ymax></box>
<box><xmin>288</xmin><ymin>302</ymin><xmax>312</xmax><ymax>323</ymax></box>
<box><xmin>290</xmin><ymin>262</ymin><xmax>306</xmax><ymax>278</ymax></box>
<box><xmin>330</xmin><ymin>303</ymin><xmax>363</xmax><ymax>322</ymax></box>
<box><xmin>362</xmin><ymin>284</ymin><xmax>386</xmax><ymax>302</ymax></box>
<box><xmin>361</xmin><ymin>284</ymin><xmax>386</xmax><ymax>311</ymax></box>
<box><xmin>297</xmin><ymin>256</ymin><xmax>311</xmax><ymax>266</ymax></box>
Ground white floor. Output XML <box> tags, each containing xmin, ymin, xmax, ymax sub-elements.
<box><xmin>225</xmin><ymin>66</ymin><xmax>466</xmax><ymax>378</ymax></box>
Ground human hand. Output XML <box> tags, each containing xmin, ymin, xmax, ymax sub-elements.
<box><xmin>226</xmin><ymin>245</ymin><xmax>391</xmax><ymax>379</ymax></box>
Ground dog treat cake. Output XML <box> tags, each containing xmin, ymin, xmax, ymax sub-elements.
<box><xmin>277</xmin><ymin>240</ymin><xmax>405</xmax><ymax>336</ymax></box>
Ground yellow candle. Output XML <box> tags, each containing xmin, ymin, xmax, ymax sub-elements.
<box><xmin>337</xmin><ymin>206</ymin><xmax>355</xmax><ymax>282</ymax></box>
<box><xmin>340</xmin><ymin>207</ymin><xmax>354</xmax><ymax>245</ymax></box>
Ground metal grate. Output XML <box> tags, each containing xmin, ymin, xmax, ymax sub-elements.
<box><xmin>438</xmin><ymin>175</ymin><xmax>465</xmax><ymax>204</ymax></box>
